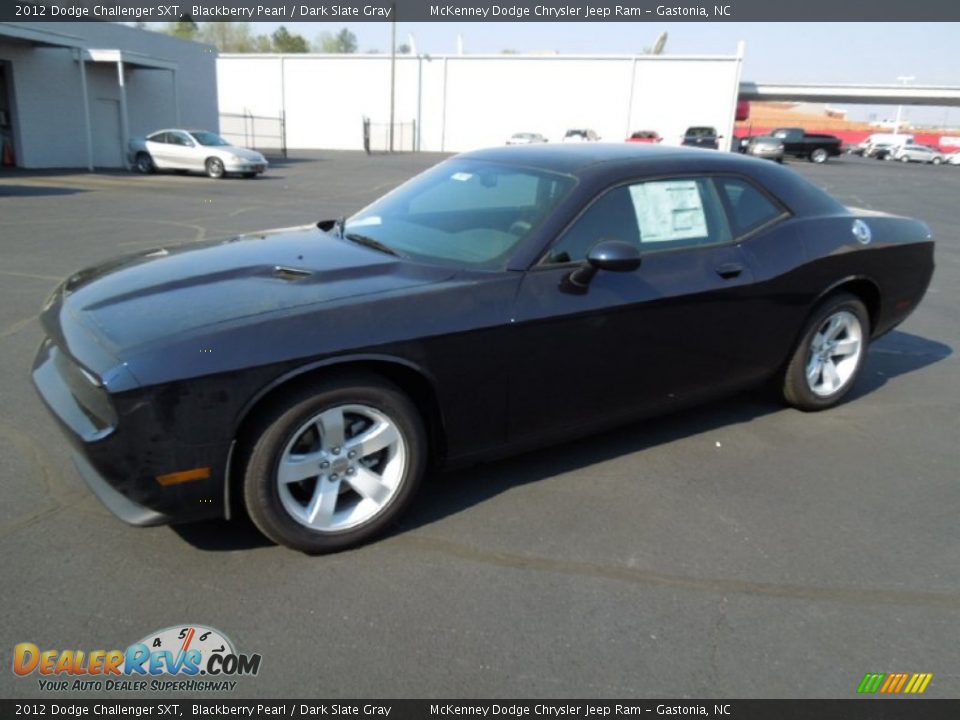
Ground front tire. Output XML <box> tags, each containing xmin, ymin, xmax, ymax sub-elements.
<box><xmin>205</xmin><ymin>157</ymin><xmax>225</xmax><ymax>179</ymax></box>
<box><xmin>241</xmin><ymin>375</ymin><xmax>427</xmax><ymax>553</ymax></box>
<box><xmin>809</xmin><ymin>148</ymin><xmax>829</xmax><ymax>163</ymax></box>
<box><xmin>782</xmin><ymin>293</ymin><xmax>870</xmax><ymax>411</ymax></box>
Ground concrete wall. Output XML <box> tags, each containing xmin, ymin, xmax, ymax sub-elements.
<box><xmin>0</xmin><ymin>22</ymin><xmax>218</xmax><ymax>168</ymax></box>
<box><xmin>217</xmin><ymin>51</ymin><xmax>744</xmax><ymax>153</ymax></box>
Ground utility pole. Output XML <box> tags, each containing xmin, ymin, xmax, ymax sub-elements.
<box><xmin>389</xmin><ymin>3</ymin><xmax>397</xmax><ymax>152</ymax></box>
<box><xmin>893</xmin><ymin>75</ymin><xmax>915</xmax><ymax>134</ymax></box>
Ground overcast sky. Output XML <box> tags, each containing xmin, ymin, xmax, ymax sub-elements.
<box><xmin>226</xmin><ymin>21</ymin><xmax>960</xmax><ymax>125</ymax></box>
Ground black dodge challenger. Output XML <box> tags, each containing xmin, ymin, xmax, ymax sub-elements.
<box><xmin>32</xmin><ymin>144</ymin><xmax>934</xmax><ymax>553</ymax></box>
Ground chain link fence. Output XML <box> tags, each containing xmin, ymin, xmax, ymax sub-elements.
<box><xmin>219</xmin><ymin>111</ymin><xmax>286</xmax><ymax>158</ymax></box>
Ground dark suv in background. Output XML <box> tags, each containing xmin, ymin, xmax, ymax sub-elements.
<box><xmin>681</xmin><ymin>126</ymin><xmax>722</xmax><ymax>149</ymax></box>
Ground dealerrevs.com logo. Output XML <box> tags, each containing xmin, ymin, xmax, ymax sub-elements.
<box><xmin>13</xmin><ymin>625</ymin><xmax>262</xmax><ymax>693</ymax></box>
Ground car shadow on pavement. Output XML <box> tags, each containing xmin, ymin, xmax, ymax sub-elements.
<box><xmin>398</xmin><ymin>329</ymin><xmax>952</xmax><ymax>538</ymax></box>
<box><xmin>170</xmin><ymin>329</ymin><xmax>951</xmax><ymax>552</ymax></box>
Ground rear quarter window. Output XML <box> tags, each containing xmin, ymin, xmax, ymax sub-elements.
<box><xmin>716</xmin><ymin>177</ymin><xmax>786</xmax><ymax>237</ymax></box>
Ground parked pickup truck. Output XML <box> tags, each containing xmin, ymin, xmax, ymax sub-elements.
<box><xmin>768</xmin><ymin>127</ymin><xmax>843</xmax><ymax>163</ymax></box>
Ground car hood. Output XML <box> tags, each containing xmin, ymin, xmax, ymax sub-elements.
<box><xmin>48</xmin><ymin>225</ymin><xmax>454</xmax><ymax>359</ymax></box>
<box><xmin>216</xmin><ymin>146</ymin><xmax>264</xmax><ymax>161</ymax></box>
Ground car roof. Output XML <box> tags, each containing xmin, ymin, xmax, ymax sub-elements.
<box><xmin>460</xmin><ymin>142</ymin><xmax>752</xmax><ymax>175</ymax></box>
<box><xmin>149</xmin><ymin>129</ymin><xmax>211</xmax><ymax>135</ymax></box>
<box><xmin>460</xmin><ymin>143</ymin><xmax>849</xmax><ymax>217</ymax></box>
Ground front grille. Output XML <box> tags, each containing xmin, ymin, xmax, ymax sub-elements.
<box><xmin>33</xmin><ymin>339</ymin><xmax>117</xmax><ymax>440</ymax></box>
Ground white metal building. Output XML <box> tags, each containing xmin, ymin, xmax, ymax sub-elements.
<box><xmin>0</xmin><ymin>22</ymin><xmax>218</xmax><ymax>169</ymax></box>
<box><xmin>217</xmin><ymin>46</ymin><xmax>745</xmax><ymax>153</ymax></box>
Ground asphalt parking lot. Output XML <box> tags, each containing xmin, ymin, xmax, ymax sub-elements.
<box><xmin>1</xmin><ymin>151</ymin><xmax>957</xmax><ymax>699</ymax></box>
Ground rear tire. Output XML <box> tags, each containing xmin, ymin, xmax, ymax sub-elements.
<box><xmin>810</xmin><ymin>148</ymin><xmax>829</xmax><ymax>164</ymax></box>
<box><xmin>900</xmin><ymin>155</ymin><xmax>910</xmax><ymax>163</ymax></box>
<box><xmin>241</xmin><ymin>375</ymin><xmax>427</xmax><ymax>553</ymax></box>
<box><xmin>782</xmin><ymin>293</ymin><xmax>870</xmax><ymax>411</ymax></box>
<box><xmin>134</xmin><ymin>152</ymin><xmax>154</xmax><ymax>174</ymax></box>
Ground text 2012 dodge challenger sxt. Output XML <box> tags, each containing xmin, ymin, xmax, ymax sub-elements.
<box><xmin>32</xmin><ymin>144</ymin><xmax>934</xmax><ymax>553</ymax></box>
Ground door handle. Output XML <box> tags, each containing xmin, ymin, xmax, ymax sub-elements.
<box><xmin>715</xmin><ymin>262</ymin><xmax>743</xmax><ymax>280</ymax></box>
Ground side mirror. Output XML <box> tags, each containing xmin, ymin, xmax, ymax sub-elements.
<box><xmin>568</xmin><ymin>239</ymin><xmax>642</xmax><ymax>288</ymax></box>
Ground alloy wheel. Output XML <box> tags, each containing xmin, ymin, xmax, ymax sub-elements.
<box><xmin>805</xmin><ymin>310</ymin><xmax>863</xmax><ymax>397</ymax></box>
<box><xmin>276</xmin><ymin>404</ymin><xmax>406</xmax><ymax>532</ymax></box>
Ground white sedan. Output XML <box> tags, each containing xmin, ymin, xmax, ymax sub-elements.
<box><xmin>129</xmin><ymin>129</ymin><xmax>268</xmax><ymax>178</ymax></box>
<box><xmin>506</xmin><ymin>132</ymin><xmax>548</xmax><ymax>145</ymax></box>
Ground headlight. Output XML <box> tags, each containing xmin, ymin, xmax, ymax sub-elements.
<box><xmin>42</xmin><ymin>284</ymin><xmax>61</xmax><ymax>312</ymax></box>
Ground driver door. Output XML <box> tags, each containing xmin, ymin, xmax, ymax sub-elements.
<box><xmin>507</xmin><ymin>175</ymin><xmax>760</xmax><ymax>442</ymax></box>
<box><xmin>164</xmin><ymin>131</ymin><xmax>202</xmax><ymax>171</ymax></box>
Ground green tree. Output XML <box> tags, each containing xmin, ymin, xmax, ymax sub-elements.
<box><xmin>313</xmin><ymin>28</ymin><xmax>358</xmax><ymax>53</ymax></box>
<box><xmin>253</xmin><ymin>35</ymin><xmax>274</xmax><ymax>52</ymax></box>
<box><xmin>271</xmin><ymin>26</ymin><xmax>309</xmax><ymax>53</ymax></box>
<box><xmin>200</xmin><ymin>22</ymin><xmax>260</xmax><ymax>52</ymax></box>
<box><xmin>166</xmin><ymin>16</ymin><xmax>198</xmax><ymax>40</ymax></box>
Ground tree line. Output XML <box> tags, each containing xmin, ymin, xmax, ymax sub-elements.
<box><xmin>160</xmin><ymin>19</ymin><xmax>359</xmax><ymax>53</ymax></box>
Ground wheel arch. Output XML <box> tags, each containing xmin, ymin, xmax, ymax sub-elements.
<box><xmin>811</xmin><ymin>275</ymin><xmax>881</xmax><ymax>335</ymax></box>
<box><xmin>774</xmin><ymin>275</ymin><xmax>881</xmax><ymax>383</ymax></box>
<box><xmin>224</xmin><ymin>354</ymin><xmax>447</xmax><ymax>519</ymax></box>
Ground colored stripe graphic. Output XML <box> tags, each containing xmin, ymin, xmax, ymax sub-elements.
<box><xmin>910</xmin><ymin>673</ymin><xmax>934</xmax><ymax>694</ymax></box>
<box><xmin>857</xmin><ymin>673</ymin><xmax>885</xmax><ymax>693</ymax></box>
<box><xmin>880</xmin><ymin>674</ymin><xmax>898</xmax><ymax>693</ymax></box>
<box><xmin>857</xmin><ymin>672</ymin><xmax>932</xmax><ymax>694</ymax></box>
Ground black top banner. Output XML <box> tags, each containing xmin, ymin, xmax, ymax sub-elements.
<box><xmin>3</xmin><ymin>0</ymin><xmax>960</xmax><ymax>22</ymax></box>
<box><xmin>2</xmin><ymin>700</ymin><xmax>960</xmax><ymax>719</ymax></box>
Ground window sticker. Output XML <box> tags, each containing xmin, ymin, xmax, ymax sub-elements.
<box><xmin>629</xmin><ymin>180</ymin><xmax>707</xmax><ymax>243</ymax></box>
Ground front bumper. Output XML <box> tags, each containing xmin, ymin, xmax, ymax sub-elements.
<box><xmin>223</xmin><ymin>158</ymin><xmax>268</xmax><ymax>173</ymax></box>
<box><xmin>73</xmin><ymin>454</ymin><xmax>168</xmax><ymax>526</ymax></box>
<box><xmin>31</xmin><ymin>340</ymin><xmax>231</xmax><ymax>526</ymax></box>
<box><xmin>748</xmin><ymin>146</ymin><xmax>784</xmax><ymax>160</ymax></box>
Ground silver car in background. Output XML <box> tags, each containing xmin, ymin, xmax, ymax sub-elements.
<box><xmin>129</xmin><ymin>129</ymin><xmax>268</xmax><ymax>178</ymax></box>
<box><xmin>744</xmin><ymin>135</ymin><xmax>785</xmax><ymax>163</ymax></box>
<box><xmin>893</xmin><ymin>143</ymin><xmax>945</xmax><ymax>165</ymax></box>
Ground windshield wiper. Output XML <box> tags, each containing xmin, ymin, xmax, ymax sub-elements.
<box><xmin>344</xmin><ymin>232</ymin><xmax>403</xmax><ymax>258</ymax></box>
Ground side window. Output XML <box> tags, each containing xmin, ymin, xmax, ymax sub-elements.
<box><xmin>545</xmin><ymin>177</ymin><xmax>731</xmax><ymax>264</ymax></box>
<box><xmin>629</xmin><ymin>178</ymin><xmax>730</xmax><ymax>251</ymax></box>
<box><xmin>545</xmin><ymin>186</ymin><xmax>639</xmax><ymax>264</ymax></box>
<box><xmin>147</xmin><ymin>132</ymin><xmax>168</xmax><ymax>144</ymax></box>
<box><xmin>716</xmin><ymin>177</ymin><xmax>785</xmax><ymax>237</ymax></box>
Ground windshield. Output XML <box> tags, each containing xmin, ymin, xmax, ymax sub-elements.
<box><xmin>344</xmin><ymin>159</ymin><xmax>576</xmax><ymax>269</ymax></box>
<box><xmin>191</xmin><ymin>131</ymin><xmax>231</xmax><ymax>147</ymax></box>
